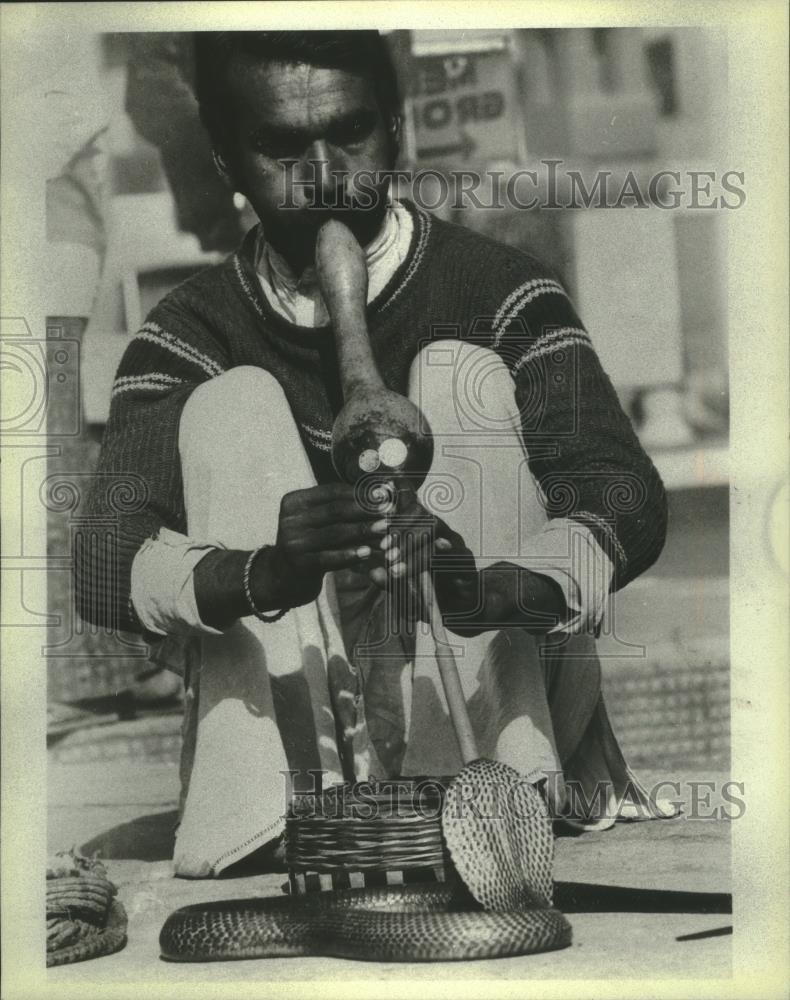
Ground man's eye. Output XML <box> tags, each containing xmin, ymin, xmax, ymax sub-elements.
<box><xmin>250</xmin><ymin>133</ymin><xmax>304</xmax><ymax>158</ymax></box>
<box><xmin>328</xmin><ymin>117</ymin><xmax>375</xmax><ymax>147</ymax></box>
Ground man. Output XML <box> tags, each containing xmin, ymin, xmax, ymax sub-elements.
<box><xmin>77</xmin><ymin>31</ymin><xmax>671</xmax><ymax>878</ymax></box>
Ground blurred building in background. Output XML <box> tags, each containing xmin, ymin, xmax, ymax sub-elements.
<box><xmin>399</xmin><ymin>28</ymin><xmax>729</xmax><ymax>455</ymax></box>
<box><xmin>44</xmin><ymin>28</ymin><xmax>729</xmax><ymax>773</ymax></box>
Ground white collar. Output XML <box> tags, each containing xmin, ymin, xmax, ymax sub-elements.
<box><xmin>254</xmin><ymin>201</ymin><xmax>414</xmax><ymax>327</ymax></box>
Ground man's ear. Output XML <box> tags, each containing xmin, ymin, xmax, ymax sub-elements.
<box><xmin>212</xmin><ymin>149</ymin><xmax>233</xmax><ymax>186</ymax></box>
<box><xmin>387</xmin><ymin>113</ymin><xmax>402</xmax><ymax>165</ymax></box>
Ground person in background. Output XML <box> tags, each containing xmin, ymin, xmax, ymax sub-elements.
<box><xmin>76</xmin><ymin>31</ymin><xmax>673</xmax><ymax>878</ymax></box>
<box><xmin>125</xmin><ymin>32</ymin><xmax>244</xmax><ymax>253</ymax></box>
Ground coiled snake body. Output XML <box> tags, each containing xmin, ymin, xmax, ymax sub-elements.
<box><xmin>160</xmin><ymin>761</ymin><xmax>573</xmax><ymax>963</ymax></box>
<box><xmin>160</xmin><ymin>882</ymin><xmax>570</xmax><ymax>962</ymax></box>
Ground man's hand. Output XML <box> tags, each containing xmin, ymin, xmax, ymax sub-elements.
<box><xmin>263</xmin><ymin>482</ymin><xmax>388</xmax><ymax>608</ymax></box>
<box><xmin>368</xmin><ymin>488</ymin><xmax>483</xmax><ymax>632</ymax></box>
<box><xmin>366</xmin><ymin>488</ymin><xmax>569</xmax><ymax>637</ymax></box>
<box><xmin>194</xmin><ymin>483</ymin><xmax>385</xmax><ymax>627</ymax></box>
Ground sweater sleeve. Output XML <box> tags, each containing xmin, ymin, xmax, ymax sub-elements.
<box><xmin>74</xmin><ymin>296</ymin><xmax>229</xmax><ymax>634</ymax></box>
<box><xmin>481</xmin><ymin>257</ymin><xmax>668</xmax><ymax>591</ymax></box>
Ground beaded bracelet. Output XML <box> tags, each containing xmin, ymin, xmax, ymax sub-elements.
<box><xmin>243</xmin><ymin>546</ymin><xmax>289</xmax><ymax>623</ymax></box>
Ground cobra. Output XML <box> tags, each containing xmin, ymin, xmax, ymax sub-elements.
<box><xmin>160</xmin><ymin>758</ymin><xmax>572</xmax><ymax>962</ymax></box>
<box><xmin>159</xmin><ymin>884</ymin><xmax>571</xmax><ymax>962</ymax></box>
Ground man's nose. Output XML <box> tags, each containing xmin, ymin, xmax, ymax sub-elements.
<box><xmin>302</xmin><ymin>139</ymin><xmax>347</xmax><ymax>202</ymax></box>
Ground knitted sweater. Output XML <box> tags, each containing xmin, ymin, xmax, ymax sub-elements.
<box><xmin>76</xmin><ymin>200</ymin><xmax>668</xmax><ymax>634</ymax></box>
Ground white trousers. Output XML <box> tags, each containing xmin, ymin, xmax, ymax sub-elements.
<box><xmin>168</xmin><ymin>341</ymin><xmax>666</xmax><ymax>877</ymax></box>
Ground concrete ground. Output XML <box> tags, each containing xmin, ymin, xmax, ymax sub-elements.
<box><xmin>47</xmin><ymin>745</ymin><xmax>731</xmax><ymax>985</ymax></box>
<box><xmin>45</xmin><ymin>482</ymin><xmax>731</xmax><ymax>985</ymax></box>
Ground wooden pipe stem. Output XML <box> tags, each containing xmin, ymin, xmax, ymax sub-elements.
<box><xmin>316</xmin><ymin>221</ymin><xmax>383</xmax><ymax>396</ymax></box>
<box><xmin>418</xmin><ymin>569</ymin><xmax>479</xmax><ymax>764</ymax></box>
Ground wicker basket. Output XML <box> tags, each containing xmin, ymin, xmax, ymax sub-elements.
<box><xmin>286</xmin><ymin>776</ymin><xmax>455</xmax><ymax>894</ymax></box>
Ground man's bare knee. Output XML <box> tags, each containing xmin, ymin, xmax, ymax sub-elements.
<box><xmin>409</xmin><ymin>339</ymin><xmax>514</xmax><ymax>434</ymax></box>
<box><xmin>179</xmin><ymin>366</ymin><xmax>289</xmax><ymax>460</ymax></box>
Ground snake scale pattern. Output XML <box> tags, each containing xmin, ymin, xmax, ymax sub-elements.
<box><xmin>160</xmin><ymin>761</ymin><xmax>573</xmax><ymax>962</ymax></box>
<box><xmin>160</xmin><ymin>882</ymin><xmax>571</xmax><ymax>962</ymax></box>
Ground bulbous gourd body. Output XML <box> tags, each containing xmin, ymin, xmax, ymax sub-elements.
<box><xmin>331</xmin><ymin>387</ymin><xmax>434</xmax><ymax>488</ymax></box>
<box><xmin>316</xmin><ymin>219</ymin><xmax>433</xmax><ymax>490</ymax></box>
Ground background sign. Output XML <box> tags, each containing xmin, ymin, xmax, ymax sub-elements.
<box><xmin>407</xmin><ymin>40</ymin><xmax>523</xmax><ymax>167</ymax></box>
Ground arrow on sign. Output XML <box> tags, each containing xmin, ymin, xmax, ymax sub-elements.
<box><xmin>416</xmin><ymin>131</ymin><xmax>476</xmax><ymax>161</ymax></box>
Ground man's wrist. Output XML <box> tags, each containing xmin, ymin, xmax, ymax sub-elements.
<box><xmin>243</xmin><ymin>547</ymin><xmax>291</xmax><ymax>621</ymax></box>
<box><xmin>194</xmin><ymin>548</ymin><xmax>250</xmax><ymax>630</ymax></box>
<box><xmin>193</xmin><ymin>545</ymin><xmax>305</xmax><ymax>629</ymax></box>
<box><xmin>477</xmin><ymin>562</ymin><xmax>568</xmax><ymax>633</ymax></box>
<box><xmin>249</xmin><ymin>544</ymin><xmax>300</xmax><ymax>611</ymax></box>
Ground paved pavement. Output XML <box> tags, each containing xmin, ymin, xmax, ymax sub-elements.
<box><xmin>47</xmin><ymin>748</ymin><xmax>731</xmax><ymax>985</ymax></box>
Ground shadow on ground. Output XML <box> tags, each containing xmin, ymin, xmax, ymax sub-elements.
<box><xmin>81</xmin><ymin>810</ymin><xmax>179</xmax><ymax>862</ymax></box>
<box><xmin>554</xmin><ymin>881</ymin><xmax>731</xmax><ymax>915</ymax></box>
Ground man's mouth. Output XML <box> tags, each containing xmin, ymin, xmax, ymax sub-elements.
<box><xmin>262</xmin><ymin>194</ymin><xmax>388</xmax><ymax>267</ymax></box>
<box><xmin>291</xmin><ymin>200</ymin><xmax>387</xmax><ymax>239</ymax></box>
<box><xmin>293</xmin><ymin>193</ymin><xmax>384</xmax><ymax>219</ymax></box>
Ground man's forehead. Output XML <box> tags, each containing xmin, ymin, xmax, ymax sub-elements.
<box><xmin>228</xmin><ymin>56</ymin><xmax>378</xmax><ymax>127</ymax></box>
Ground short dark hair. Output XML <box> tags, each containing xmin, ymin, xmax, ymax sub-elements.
<box><xmin>193</xmin><ymin>30</ymin><xmax>401</xmax><ymax>155</ymax></box>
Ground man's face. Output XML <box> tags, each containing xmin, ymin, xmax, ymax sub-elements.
<box><xmin>223</xmin><ymin>55</ymin><xmax>396</xmax><ymax>273</ymax></box>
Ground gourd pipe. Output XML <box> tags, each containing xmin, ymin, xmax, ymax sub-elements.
<box><xmin>315</xmin><ymin>219</ymin><xmax>478</xmax><ymax>764</ymax></box>
<box><xmin>315</xmin><ymin>221</ymin><xmax>383</xmax><ymax>397</ymax></box>
<box><xmin>316</xmin><ymin>220</ymin><xmax>434</xmax><ymax>488</ymax></box>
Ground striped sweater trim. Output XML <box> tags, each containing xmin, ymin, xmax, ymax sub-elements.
<box><xmin>301</xmin><ymin>423</ymin><xmax>333</xmax><ymax>452</ymax></box>
<box><xmin>302</xmin><ymin>423</ymin><xmax>332</xmax><ymax>439</ymax></box>
<box><xmin>492</xmin><ymin>278</ymin><xmax>567</xmax><ymax>346</ymax></box>
<box><xmin>112</xmin><ymin>372</ymin><xmax>187</xmax><ymax>397</ymax></box>
<box><xmin>511</xmin><ymin>328</ymin><xmax>592</xmax><ymax>376</ymax></box>
<box><xmin>134</xmin><ymin>323</ymin><xmax>226</xmax><ymax>379</ymax></box>
<box><xmin>234</xmin><ymin>253</ymin><xmax>266</xmax><ymax>320</ymax></box>
<box><xmin>383</xmin><ymin>206</ymin><xmax>432</xmax><ymax>309</ymax></box>
<box><xmin>571</xmin><ymin>509</ymin><xmax>628</xmax><ymax>570</ymax></box>
<box><xmin>232</xmin><ymin>206</ymin><xmax>433</xmax><ymax>325</ymax></box>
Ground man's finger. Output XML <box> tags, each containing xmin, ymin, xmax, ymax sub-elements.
<box><xmin>299</xmin><ymin>499</ymin><xmax>389</xmax><ymax>529</ymax></box>
<box><xmin>292</xmin><ymin>522</ymin><xmax>387</xmax><ymax>552</ymax></box>
<box><xmin>283</xmin><ymin>482</ymin><xmax>357</xmax><ymax>510</ymax></box>
<box><xmin>316</xmin><ymin>546</ymin><xmax>374</xmax><ymax>571</ymax></box>
<box><xmin>398</xmin><ymin>522</ymin><xmax>435</xmax><ymax>566</ymax></box>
